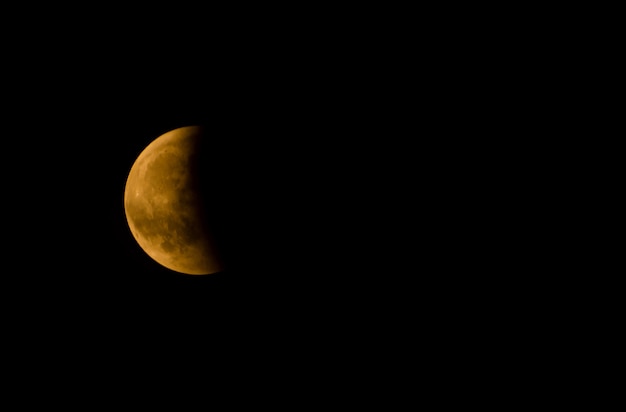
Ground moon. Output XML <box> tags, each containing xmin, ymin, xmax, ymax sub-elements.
<box><xmin>123</xmin><ymin>125</ymin><xmax>223</xmax><ymax>275</ymax></box>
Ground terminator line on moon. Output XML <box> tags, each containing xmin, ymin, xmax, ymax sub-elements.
<box><xmin>123</xmin><ymin>125</ymin><xmax>223</xmax><ymax>275</ymax></box>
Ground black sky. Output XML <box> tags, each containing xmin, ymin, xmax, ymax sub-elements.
<box><xmin>0</xmin><ymin>13</ymin><xmax>430</xmax><ymax>399</ymax></box>
<box><xmin>0</xmin><ymin>6</ymin><xmax>561</xmax><ymax>405</ymax></box>
<box><xmin>7</xmin><ymin>48</ymin><xmax>361</xmax><ymax>328</ymax></box>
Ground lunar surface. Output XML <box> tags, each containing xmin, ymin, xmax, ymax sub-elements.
<box><xmin>124</xmin><ymin>125</ymin><xmax>223</xmax><ymax>275</ymax></box>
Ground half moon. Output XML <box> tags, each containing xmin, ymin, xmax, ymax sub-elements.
<box><xmin>123</xmin><ymin>125</ymin><xmax>223</xmax><ymax>275</ymax></box>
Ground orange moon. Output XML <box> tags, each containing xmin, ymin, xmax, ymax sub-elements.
<box><xmin>123</xmin><ymin>125</ymin><xmax>223</xmax><ymax>275</ymax></box>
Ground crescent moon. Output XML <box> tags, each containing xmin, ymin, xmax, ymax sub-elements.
<box><xmin>123</xmin><ymin>125</ymin><xmax>223</xmax><ymax>275</ymax></box>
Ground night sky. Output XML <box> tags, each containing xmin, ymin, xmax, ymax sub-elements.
<box><xmin>0</xmin><ymin>6</ymin><xmax>552</xmax><ymax>405</ymax></box>
<box><xmin>7</xmin><ymin>56</ymin><xmax>372</xmax><ymax>336</ymax></box>
<box><xmin>2</xmin><ymin>12</ymin><xmax>420</xmax><ymax>399</ymax></box>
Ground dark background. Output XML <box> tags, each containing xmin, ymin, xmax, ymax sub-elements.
<box><xmin>1</xmin><ymin>8</ymin><xmax>495</xmax><ymax>354</ymax></box>
<box><xmin>2</xmin><ymin>4</ymin><xmax>592</xmax><ymax>406</ymax></box>
<box><xmin>4</xmin><ymin>5</ymin><xmax>559</xmax><ymax>402</ymax></box>
<box><xmin>0</xmin><ymin>5</ymin><xmax>559</xmax><ymax>405</ymax></box>
<box><xmin>4</xmin><ymin>64</ymin><xmax>378</xmax><ymax>399</ymax></box>
<box><xmin>2</xmin><ymin>11</ymin><xmax>413</xmax><ymax>378</ymax></box>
